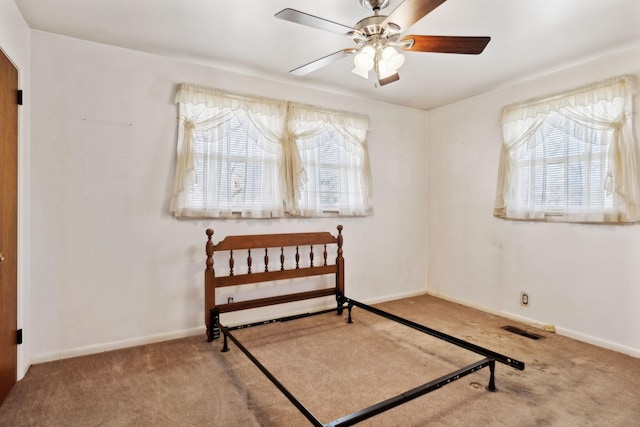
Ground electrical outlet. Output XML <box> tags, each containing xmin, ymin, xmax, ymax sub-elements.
<box><xmin>520</xmin><ymin>292</ymin><xmax>529</xmax><ymax>307</ymax></box>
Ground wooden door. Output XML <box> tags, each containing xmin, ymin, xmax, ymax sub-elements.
<box><xmin>0</xmin><ymin>48</ymin><xmax>18</xmax><ymax>405</ymax></box>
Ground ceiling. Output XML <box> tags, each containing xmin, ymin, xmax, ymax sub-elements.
<box><xmin>13</xmin><ymin>0</ymin><xmax>640</xmax><ymax>110</ymax></box>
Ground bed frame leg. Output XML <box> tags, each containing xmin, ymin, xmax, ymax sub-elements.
<box><xmin>208</xmin><ymin>309</ymin><xmax>221</xmax><ymax>342</ymax></box>
<box><xmin>347</xmin><ymin>302</ymin><xmax>354</xmax><ymax>324</ymax></box>
<box><xmin>221</xmin><ymin>332</ymin><xmax>230</xmax><ymax>353</ymax></box>
<box><xmin>486</xmin><ymin>360</ymin><xmax>497</xmax><ymax>392</ymax></box>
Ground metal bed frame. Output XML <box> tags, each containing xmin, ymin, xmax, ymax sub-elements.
<box><xmin>204</xmin><ymin>226</ymin><xmax>525</xmax><ymax>426</ymax></box>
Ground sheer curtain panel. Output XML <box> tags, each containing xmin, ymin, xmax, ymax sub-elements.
<box><xmin>287</xmin><ymin>103</ymin><xmax>373</xmax><ymax>216</ymax></box>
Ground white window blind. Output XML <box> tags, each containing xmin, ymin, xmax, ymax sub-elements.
<box><xmin>190</xmin><ymin>111</ymin><xmax>282</xmax><ymax>216</ymax></box>
<box><xmin>169</xmin><ymin>84</ymin><xmax>373</xmax><ymax>218</ymax></box>
<box><xmin>494</xmin><ymin>75</ymin><xmax>639</xmax><ymax>223</ymax></box>
<box><xmin>512</xmin><ymin>111</ymin><xmax>613</xmax><ymax>215</ymax></box>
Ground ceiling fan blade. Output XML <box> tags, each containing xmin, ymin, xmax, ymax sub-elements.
<box><xmin>275</xmin><ymin>8</ymin><xmax>356</xmax><ymax>36</ymax></box>
<box><xmin>382</xmin><ymin>0</ymin><xmax>447</xmax><ymax>31</ymax></box>
<box><xmin>290</xmin><ymin>48</ymin><xmax>356</xmax><ymax>76</ymax></box>
<box><xmin>400</xmin><ymin>35</ymin><xmax>491</xmax><ymax>54</ymax></box>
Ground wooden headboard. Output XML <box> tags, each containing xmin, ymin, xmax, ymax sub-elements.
<box><xmin>204</xmin><ymin>225</ymin><xmax>344</xmax><ymax>341</ymax></box>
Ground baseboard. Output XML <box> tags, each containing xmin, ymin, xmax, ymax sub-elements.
<box><xmin>30</xmin><ymin>288</ymin><xmax>637</xmax><ymax>366</ymax></box>
<box><xmin>425</xmin><ymin>290</ymin><xmax>640</xmax><ymax>358</ymax></box>
<box><xmin>29</xmin><ymin>289</ymin><xmax>427</xmax><ymax>365</ymax></box>
<box><xmin>29</xmin><ymin>327</ymin><xmax>203</xmax><ymax>365</ymax></box>
<box><xmin>359</xmin><ymin>289</ymin><xmax>429</xmax><ymax>306</ymax></box>
<box><xmin>553</xmin><ymin>327</ymin><xmax>640</xmax><ymax>358</ymax></box>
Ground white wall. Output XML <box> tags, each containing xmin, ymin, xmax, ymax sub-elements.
<box><xmin>0</xmin><ymin>0</ymin><xmax>31</xmax><ymax>379</ymax></box>
<box><xmin>28</xmin><ymin>31</ymin><xmax>429</xmax><ymax>363</ymax></box>
<box><xmin>427</xmin><ymin>45</ymin><xmax>640</xmax><ymax>356</ymax></box>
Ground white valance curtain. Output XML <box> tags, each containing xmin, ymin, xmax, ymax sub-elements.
<box><xmin>494</xmin><ymin>74</ymin><xmax>639</xmax><ymax>223</ymax></box>
<box><xmin>170</xmin><ymin>84</ymin><xmax>372</xmax><ymax>218</ymax></box>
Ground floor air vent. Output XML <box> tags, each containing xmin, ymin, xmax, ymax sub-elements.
<box><xmin>501</xmin><ymin>325</ymin><xmax>543</xmax><ymax>340</ymax></box>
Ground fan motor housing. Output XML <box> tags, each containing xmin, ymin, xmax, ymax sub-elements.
<box><xmin>355</xmin><ymin>15</ymin><xmax>400</xmax><ymax>38</ymax></box>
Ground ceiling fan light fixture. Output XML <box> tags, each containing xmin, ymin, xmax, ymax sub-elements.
<box><xmin>381</xmin><ymin>46</ymin><xmax>405</xmax><ymax>72</ymax></box>
<box><xmin>353</xmin><ymin>54</ymin><xmax>374</xmax><ymax>71</ymax></box>
<box><xmin>353</xmin><ymin>45</ymin><xmax>375</xmax><ymax>70</ymax></box>
<box><xmin>352</xmin><ymin>45</ymin><xmax>375</xmax><ymax>79</ymax></box>
<box><xmin>377</xmin><ymin>60</ymin><xmax>396</xmax><ymax>79</ymax></box>
<box><xmin>351</xmin><ymin>66</ymin><xmax>370</xmax><ymax>79</ymax></box>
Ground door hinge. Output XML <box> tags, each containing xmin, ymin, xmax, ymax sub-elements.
<box><xmin>17</xmin><ymin>89</ymin><xmax>23</xmax><ymax>105</ymax></box>
<box><xmin>16</xmin><ymin>329</ymin><xmax>23</xmax><ymax>345</ymax></box>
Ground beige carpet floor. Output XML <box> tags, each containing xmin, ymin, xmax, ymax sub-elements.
<box><xmin>1</xmin><ymin>295</ymin><xmax>639</xmax><ymax>426</ymax></box>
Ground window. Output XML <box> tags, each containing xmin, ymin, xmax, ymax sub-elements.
<box><xmin>169</xmin><ymin>84</ymin><xmax>373</xmax><ymax>218</ymax></box>
<box><xmin>494</xmin><ymin>75</ymin><xmax>639</xmax><ymax>223</ymax></box>
<box><xmin>288</xmin><ymin>104</ymin><xmax>372</xmax><ymax>216</ymax></box>
<box><xmin>191</xmin><ymin>111</ymin><xmax>282</xmax><ymax>217</ymax></box>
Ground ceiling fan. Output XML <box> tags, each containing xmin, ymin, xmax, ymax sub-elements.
<box><xmin>275</xmin><ymin>0</ymin><xmax>490</xmax><ymax>86</ymax></box>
